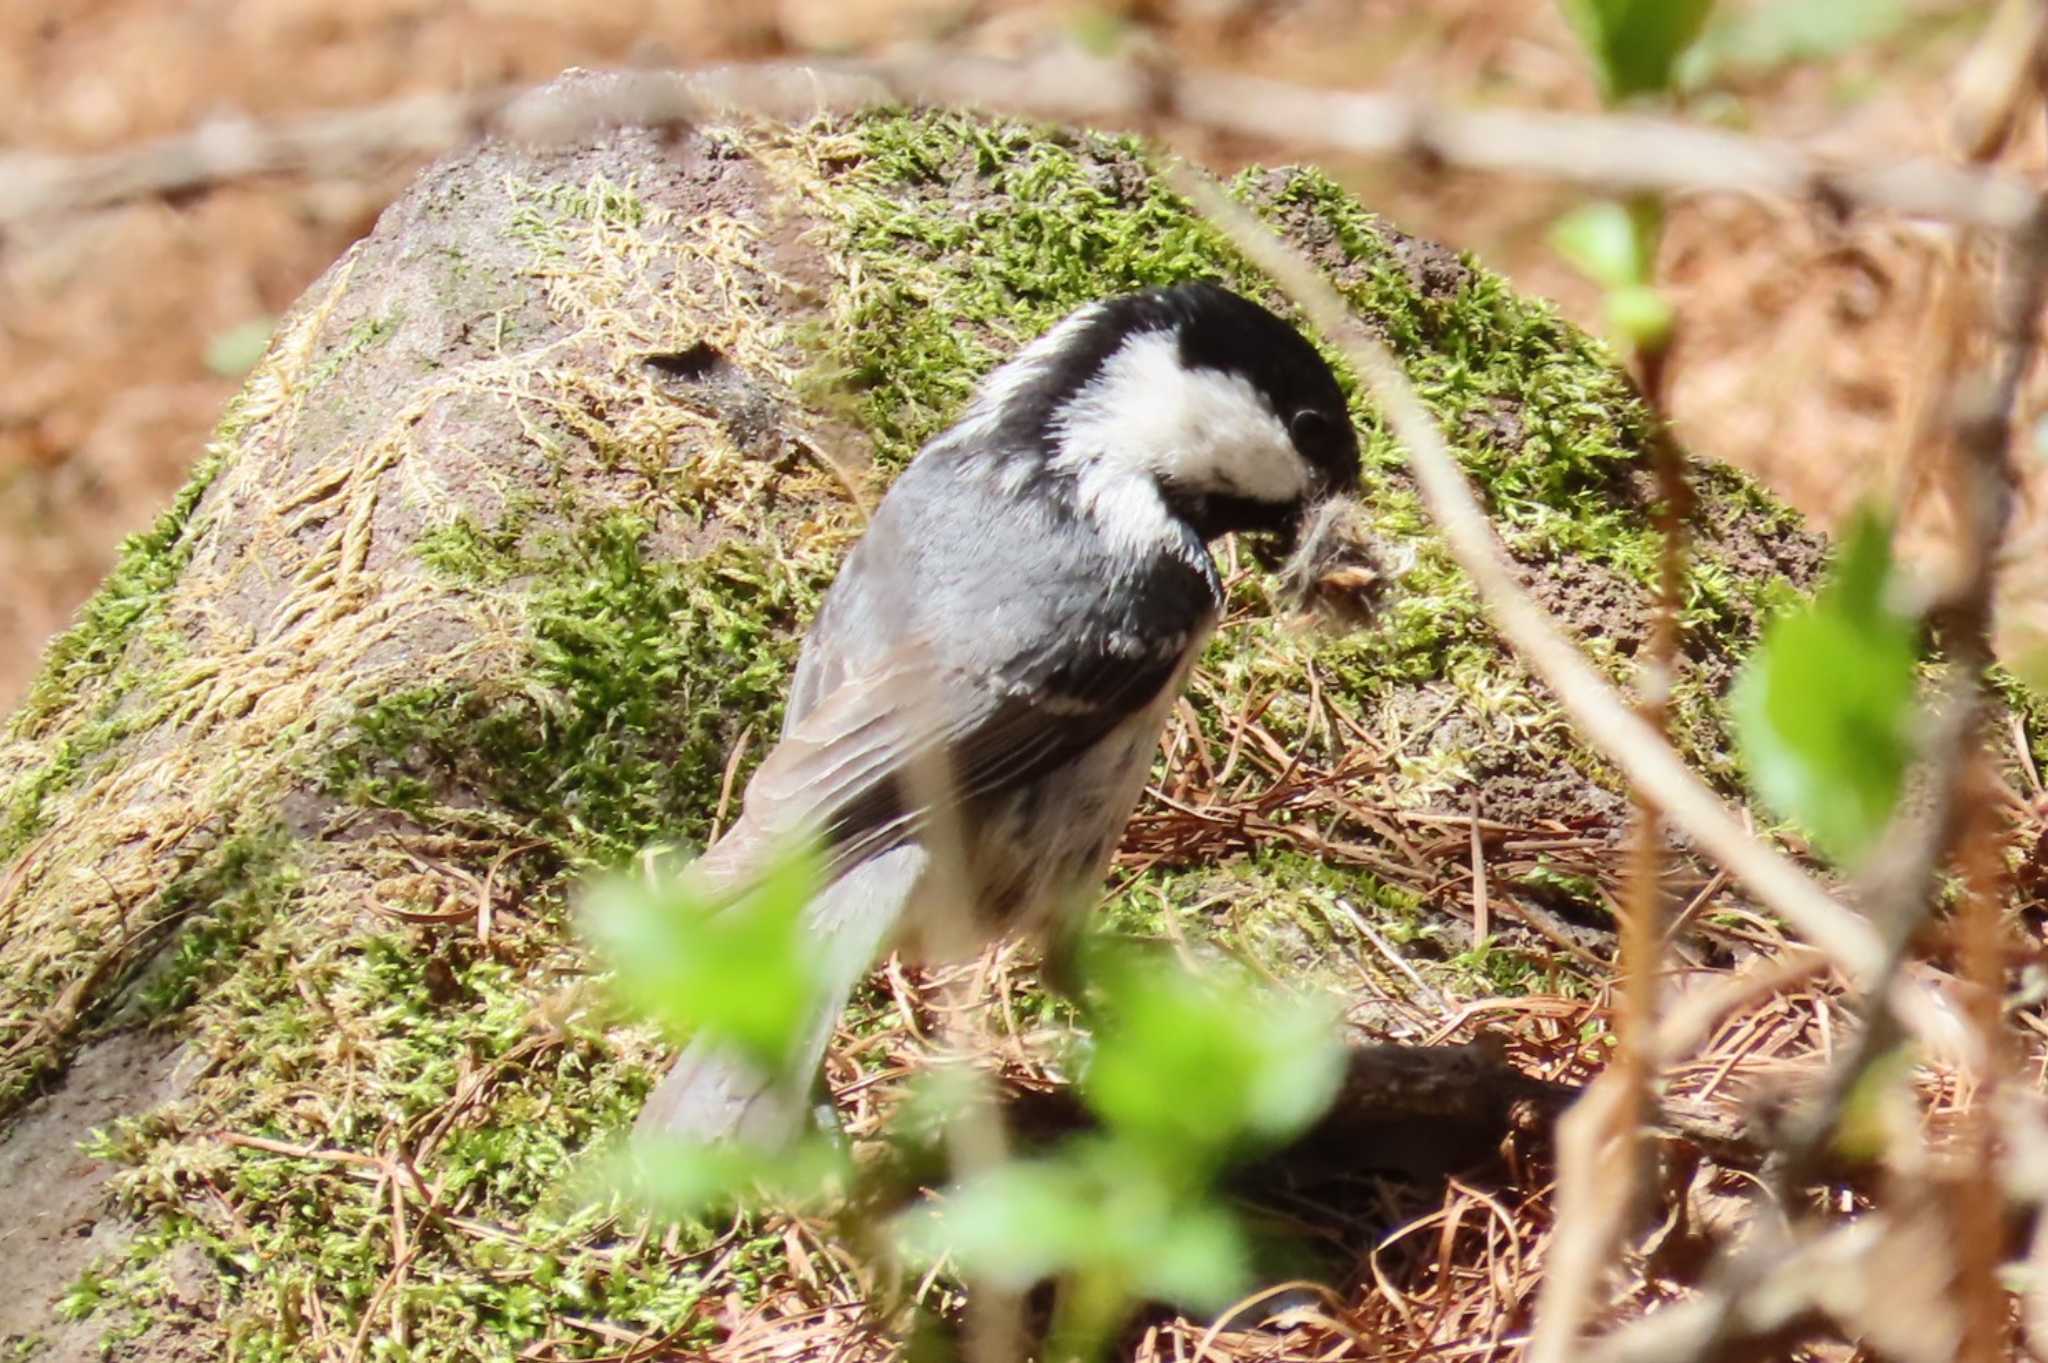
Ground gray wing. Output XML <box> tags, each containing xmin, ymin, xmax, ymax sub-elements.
<box><xmin>640</xmin><ymin>638</ymin><xmax>1185</xmax><ymax>1144</ymax></box>
<box><xmin>696</xmin><ymin>640</ymin><xmax>1183</xmax><ymax>892</ymax></box>
<box><xmin>709</xmin><ymin>444</ymin><xmax>1219</xmax><ymax>892</ymax></box>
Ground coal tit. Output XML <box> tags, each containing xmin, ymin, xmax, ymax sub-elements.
<box><xmin>636</xmin><ymin>281</ymin><xmax>1360</xmax><ymax>1145</ymax></box>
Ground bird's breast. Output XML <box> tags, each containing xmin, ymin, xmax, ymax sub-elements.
<box><xmin>962</xmin><ymin>618</ymin><xmax>1212</xmax><ymax>940</ymax></box>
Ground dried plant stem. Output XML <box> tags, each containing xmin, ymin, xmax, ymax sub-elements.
<box><xmin>1622</xmin><ymin>342</ymin><xmax>1689</xmax><ymax>1101</ymax></box>
<box><xmin>1932</xmin><ymin>56</ymin><xmax>2043</xmax><ymax>1357</ymax></box>
<box><xmin>1168</xmin><ymin>165</ymin><xmax>1887</xmax><ymax>984</ymax></box>
<box><xmin>1528</xmin><ymin>1069</ymin><xmax>1636</xmax><ymax>1363</ymax></box>
<box><xmin>1771</xmin><ymin>678</ymin><xmax>1980</xmax><ymax>1191</ymax></box>
<box><xmin>1768</xmin><ymin>239</ymin><xmax>2033</xmax><ymax>1184</ymax></box>
<box><xmin>1527</xmin><ymin>324</ymin><xmax>1694</xmax><ymax>1363</ymax></box>
<box><xmin>3</xmin><ymin>57</ymin><xmax>2042</xmax><ymax>232</ymax></box>
<box><xmin>1777</xmin><ymin>61</ymin><xmax>2048</xmax><ymax>1190</ymax></box>
<box><xmin>894</xmin><ymin>675</ymin><xmax>1025</xmax><ymax>1363</ymax></box>
<box><xmin>1615</xmin><ymin>334</ymin><xmax>1693</xmax><ymax>1322</ymax></box>
<box><xmin>1596</xmin><ymin>36</ymin><xmax>2048</xmax><ymax>1359</ymax></box>
<box><xmin>1954</xmin><ymin>759</ymin><xmax>2012</xmax><ymax>1363</ymax></box>
<box><xmin>1177</xmin><ymin>151</ymin><xmax>2048</xmax><ymax>1359</ymax></box>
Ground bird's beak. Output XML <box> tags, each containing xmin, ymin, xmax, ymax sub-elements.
<box><xmin>1252</xmin><ymin>489</ymin><xmax>1344</xmax><ymax>567</ymax></box>
<box><xmin>1268</xmin><ymin>494</ymin><xmax>1385</xmax><ymax>624</ymax></box>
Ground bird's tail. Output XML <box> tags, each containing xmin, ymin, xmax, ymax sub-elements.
<box><xmin>633</xmin><ymin>844</ymin><xmax>927</xmax><ymax>1148</ymax></box>
<box><xmin>631</xmin><ymin>1027</ymin><xmax>821</xmax><ymax>1148</ymax></box>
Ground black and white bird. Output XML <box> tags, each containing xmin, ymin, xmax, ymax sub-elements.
<box><xmin>637</xmin><ymin>281</ymin><xmax>1360</xmax><ymax>1146</ymax></box>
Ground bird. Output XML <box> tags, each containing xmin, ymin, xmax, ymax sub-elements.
<box><xmin>635</xmin><ymin>280</ymin><xmax>1361</xmax><ymax>1147</ymax></box>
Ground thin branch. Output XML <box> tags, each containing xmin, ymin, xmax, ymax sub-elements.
<box><xmin>1583</xmin><ymin>1208</ymin><xmax>1959</xmax><ymax>1363</ymax></box>
<box><xmin>1</xmin><ymin>56</ymin><xmax>2041</xmax><ymax>232</ymax></box>
<box><xmin>1</xmin><ymin>87</ymin><xmax>516</xmax><ymax>223</ymax></box>
<box><xmin>1168</xmin><ymin>165</ymin><xmax>1889</xmax><ymax>984</ymax></box>
<box><xmin>1168</xmin><ymin>69</ymin><xmax>2041</xmax><ymax>231</ymax></box>
<box><xmin>1531</xmin><ymin>297</ymin><xmax>1693</xmax><ymax>1363</ymax></box>
<box><xmin>1953</xmin><ymin>759</ymin><xmax>2014</xmax><ymax>1363</ymax></box>
<box><xmin>1527</xmin><ymin>1068</ymin><xmax>1639</xmax><ymax>1363</ymax></box>
<box><xmin>1771</xmin><ymin>29</ymin><xmax>2048</xmax><ymax>1206</ymax></box>
<box><xmin>1769</xmin><ymin>0</ymin><xmax>2048</xmax><ymax>1175</ymax></box>
<box><xmin>1771</xmin><ymin>673</ymin><xmax>1982</xmax><ymax>1192</ymax></box>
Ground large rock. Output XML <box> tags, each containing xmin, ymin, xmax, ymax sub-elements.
<box><xmin>0</xmin><ymin>78</ymin><xmax>1826</xmax><ymax>1358</ymax></box>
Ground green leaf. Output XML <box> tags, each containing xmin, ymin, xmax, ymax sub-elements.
<box><xmin>584</xmin><ymin>1132</ymin><xmax>850</xmax><ymax>1220</ymax></box>
<box><xmin>890</xmin><ymin>954</ymin><xmax>1341</xmax><ymax>1347</ymax></box>
<box><xmin>1831</xmin><ymin>1043</ymin><xmax>1917</xmax><ymax>1162</ymax></box>
<box><xmin>1731</xmin><ymin>509</ymin><xmax>1921</xmax><ymax>865</ymax></box>
<box><xmin>1551</xmin><ymin>202</ymin><xmax>1674</xmax><ymax>351</ymax></box>
<box><xmin>578</xmin><ymin>841</ymin><xmax>823</xmax><ymax>1070</ymax></box>
<box><xmin>892</xmin><ymin>1139</ymin><xmax>1250</xmax><ymax>1312</ymax></box>
<box><xmin>1549</xmin><ymin>201</ymin><xmax>1649</xmax><ymax>291</ymax></box>
<box><xmin>1560</xmin><ymin>0</ymin><xmax>1717</xmax><ymax>101</ymax></box>
<box><xmin>204</xmin><ymin>317</ymin><xmax>275</xmax><ymax>378</ymax></box>
<box><xmin>1068</xmin><ymin>4</ymin><xmax>1134</xmax><ymax>56</ymax></box>
<box><xmin>889</xmin><ymin>1065</ymin><xmax>994</xmax><ymax>1148</ymax></box>
<box><xmin>2008</xmin><ymin>635</ymin><xmax>2048</xmax><ymax>698</ymax></box>
<box><xmin>1605</xmin><ymin>284</ymin><xmax>1675</xmax><ymax>351</ymax></box>
<box><xmin>1080</xmin><ymin>950</ymin><xmax>1343</xmax><ymax>1170</ymax></box>
<box><xmin>1679</xmin><ymin>0</ymin><xmax>1904</xmax><ymax>88</ymax></box>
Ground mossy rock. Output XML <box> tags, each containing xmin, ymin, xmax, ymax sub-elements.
<box><xmin>0</xmin><ymin>77</ymin><xmax>1837</xmax><ymax>1359</ymax></box>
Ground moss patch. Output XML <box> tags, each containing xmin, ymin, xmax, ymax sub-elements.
<box><xmin>329</xmin><ymin>511</ymin><xmax>828</xmax><ymax>861</ymax></box>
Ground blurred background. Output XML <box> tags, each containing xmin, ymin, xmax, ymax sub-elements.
<box><xmin>0</xmin><ymin>0</ymin><xmax>2028</xmax><ymax>710</ymax></box>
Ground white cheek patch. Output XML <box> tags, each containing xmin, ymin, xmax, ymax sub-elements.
<box><xmin>1049</xmin><ymin>329</ymin><xmax>1306</xmax><ymax>506</ymax></box>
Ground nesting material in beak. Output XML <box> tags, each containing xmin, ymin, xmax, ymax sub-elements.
<box><xmin>1275</xmin><ymin>495</ymin><xmax>1397</xmax><ymax>628</ymax></box>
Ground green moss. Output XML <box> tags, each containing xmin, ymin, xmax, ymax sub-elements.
<box><xmin>1449</xmin><ymin>938</ymin><xmax>1576</xmax><ymax>998</ymax></box>
<box><xmin>330</xmin><ymin>511</ymin><xmax>826</xmax><ymax>861</ymax></box>
<box><xmin>304</xmin><ymin>311</ymin><xmax>399</xmax><ymax>393</ymax></box>
<box><xmin>1090</xmin><ymin>843</ymin><xmax>1574</xmax><ymax>1002</ymax></box>
<box><xmin>0</xmin><ymin>822</ymin><xmax>290</xmax><ymax>1112</ymax></box>
<box><xmin>828</xmin><ymin>116</ymin><xmax>1260</xmax><ymax>469</ymax></box>
<box><xmin>16</xmin><ymin>450</ymin><xmax>225</xmax><ymax>736</ymax></box>
<box><xmin>0</xmin><ymin>451</ymin><xmax>227</xmax><ymax>863</ymax></box>
<box><xmin>509</xmin><ymin>177</ymin><xmax>650</xmax><ymax>238</ymax></box>
<box><xmin>1253</xmin><ymin>169</ymin><xmax>1663</xmax><ymax>564</ymax></box>
<box><xmin>122</xmin><ymin>828</ymin><xmax>299</xmax><ymax>1024</ymax></box>
<box><xmin>414</xmin><ymin>501</ymin><xmax>543</xmax><ymax>585</ymax></box>
<box><xmin>1</xmin><ymin>714</ymin><xmax>132</xmax><ymax>867</ymax></box>
<box><xmin>73</xmin><ymin>877</ymin><xmax>776</xmax><ymax>1359</ymax></box>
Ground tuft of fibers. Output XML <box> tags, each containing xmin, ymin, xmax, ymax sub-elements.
<box><xmin>1274</xmin><ymin>495</ymin><xmax>1400</xmax><ymax>628</ymax></box>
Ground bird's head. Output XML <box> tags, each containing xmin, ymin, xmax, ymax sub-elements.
<box><xmin>961</xmin><ymin>281</ymin><xmax>1360</xmax><ymax>545</ymax></box>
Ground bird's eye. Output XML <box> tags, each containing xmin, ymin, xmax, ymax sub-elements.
<box><xmin>1290</xmin><ymin>409</ymin><xmax>1336</xmax><ymax>448</ymax></box>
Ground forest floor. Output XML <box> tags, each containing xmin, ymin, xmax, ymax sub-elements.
<box><xmin>7</xmin><ymin>4</ymin><xmax>2048</xmax><ymax>1362</ymax></box>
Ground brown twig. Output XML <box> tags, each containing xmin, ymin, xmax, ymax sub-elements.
<box><xmin>1773</xmin><ymin>120</ymin><xmax>2048</xmax><ymax>1203</ymax></box>
<box><xmin>1954</xmin><ymin>759</ymin><xmax>2014</xmax><ymax>1363</ymax></box>
<box><xmin>1615</xmin><ymin>25</ymin><xmax>2048</xmax><ymax>1361</ymax></box>
<box><xmin>1534</xmin><ymin>297</ymin><xmax>1696</xmax><ymax>1363</ymax></box>
<box><xmin>1467</xmin><ymin>795</ymin><xmax>1489</xmax><ymax>946</ymax></box>
<box><xmin>2</xmin><ymin>57</ymin><xmax>2041</xmax><ymax>233</ymax></box>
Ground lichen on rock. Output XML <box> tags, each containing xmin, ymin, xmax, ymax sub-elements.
<box><xmin>1</xmin><ymin>91</ymin><xmax>1831</xmax><ymax>1359</ymax></box>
